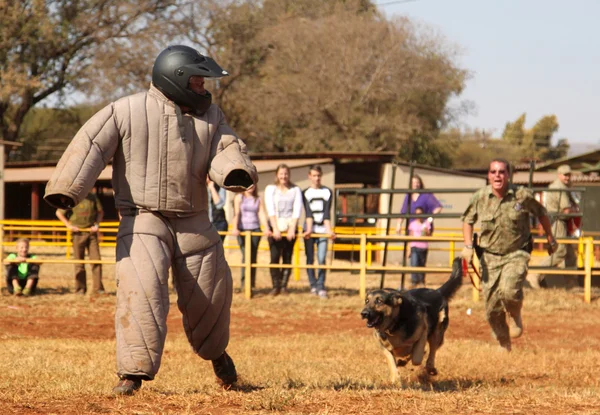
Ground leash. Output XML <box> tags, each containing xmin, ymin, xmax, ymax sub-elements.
<box><xmin>462</xmin><ymin>257</ymin><xmax>482</xmax><ymax>291</ymax></box>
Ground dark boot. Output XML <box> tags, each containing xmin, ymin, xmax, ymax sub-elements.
<box><xmin>212</xmin><ymin>351</ymin><xmax>237</xmax><ymax>388</ymax></box>
<box><xmin>280</xmin><ymin>269</ymin><xmax>291</xmax><ymax>295</ymax></box>
<box><xmin>270</xmin><ymin>270</ymin><xmax>281</xmax><ymax>296</ymax></box>
<box><xmin>112</xmin><ymin>375</ymin><xmax>143</xmax><ymax>396</ymax></box>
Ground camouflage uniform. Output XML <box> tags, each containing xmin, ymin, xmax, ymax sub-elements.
<box><xmin>538</xmin><ymin>179</ymin><xmax>577</xmax><ymax>270</ymax></box>
<box><xmin>58</xmin><ymin>192</ymin><xmax>104</xmax><ymax>293</ymax></box>
<box><xmin>462</xmin><ymin>185</ymin><xmax>547</xmax><ymax>345</ymax></box>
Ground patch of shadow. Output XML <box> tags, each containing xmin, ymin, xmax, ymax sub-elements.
<box><xmin>282</xmin><ymin>377</ymin><xmax>305</xmax><ymax>390</ymax></box>
<box><xmin>409</xmin><ymin>377</ymin><xmax>486</xmax><ymax>393</ymax></box>
<box><xmin>228</xmin><ymin>382</ymin><xmax>266</xmax><ymax>393</ymax></box>
<box><xmin>35</xmin><ymin>287</ymin><xmax>72</xmax><ymax>295</ymax></box>
<box><xmin>156</xmin><ymin>382</ymin><xmax>265</xmax><ymax>395</ymax></box>
<box><xmin>330</xmin><ymin>378</ymin><xmax>377</xmax><ymax>391</ymax></box>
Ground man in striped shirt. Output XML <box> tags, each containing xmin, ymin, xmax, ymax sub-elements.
<box><xmin>303</xmin><ymin>165</ymin><xmax>336</xmax><ymax>299</ymax></box>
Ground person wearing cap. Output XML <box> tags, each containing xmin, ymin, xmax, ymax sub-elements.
<box><xmin>527</xmin><ymin>164</ymin><xmax>579</xmax><ymax>289</ymax></box>
<box><xmin>44</xmin><ymin>45</ymin><xmax>258</xmax><ymax>395</ymax></box>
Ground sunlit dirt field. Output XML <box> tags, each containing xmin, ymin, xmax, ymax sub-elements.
<box><xmin>1</xmin><ymin>246</ymin><xmax>600</xmax><ymax>414</ymax></box>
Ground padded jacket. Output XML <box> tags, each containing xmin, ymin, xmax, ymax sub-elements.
<box><xmin>44</xmin><ymin>84</ymin><xmax>257</xmax><ymax>214</ymax></box>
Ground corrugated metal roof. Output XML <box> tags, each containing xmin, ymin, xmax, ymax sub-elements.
<box><xmin>4</xmin><ymin>158</ymin><xmax>334</xmax><ymax>183</ymax></box>
<box><xmin>512</xmin><ymin>171</ymin><xmax>600</xmax><ymax>185</ymax></box>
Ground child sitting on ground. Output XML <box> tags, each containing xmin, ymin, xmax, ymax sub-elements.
<box><xmin>5</xmin><ymin>238</ymin><xmax>40</xmax><ymax>296</ymax></box>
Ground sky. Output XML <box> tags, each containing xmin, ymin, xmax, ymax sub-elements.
<box><xmin>377</xmin><ymin>0</ymin><xmax>600</xmax><ymax>153</ymax></box>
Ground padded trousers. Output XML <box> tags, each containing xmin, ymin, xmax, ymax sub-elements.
<box><xmin>115</xmin><ymin>210</ymin><xmax>232</xmax><ymax>380</ymax></box>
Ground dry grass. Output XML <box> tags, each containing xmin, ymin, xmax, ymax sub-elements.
<box><xmin>1</xmin><ymin>246</ymin><xmax>600</xmax><ymax>414</ymax></box>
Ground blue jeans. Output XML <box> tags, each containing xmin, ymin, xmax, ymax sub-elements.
<box><xmin>305</xmin><ymin>237</ymin><xmax>328</xmax><ymax>291</ymax></box>
<box><xmin>237</xmin><ymin>228</ymin><xmax>261</xmax><ymax>288</ymax></box>
<box><xmin>410</xmin><ymin>247</ymin><xmax>428</xmax><ymax>285</ymax></box>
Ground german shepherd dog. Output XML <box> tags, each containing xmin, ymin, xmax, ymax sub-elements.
<box><xmin>360</xmin><ymin>258</ymin><xmax>463</xmax><ymax>382</ymax></box>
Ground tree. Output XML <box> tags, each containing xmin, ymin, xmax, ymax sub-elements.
<box><xmin>9</xmin><ymin>105</ymin><xmax>100</xmax><ymax>162</ymax></box>
<box><xmin>442</xmin><ymin>128</ymin><xmax>525</xmax><ymax>169</ymax></box>
<box><xmin>6</xmin><ymin>0</ymin><xmax>468</xmax><ymax>167</ymax></box>
<box><xmin>180</xmin><ymin>0</ymin><xmax>467</xmax><ymax>163</ymax></box>
<box><xmin>0</xmin><ymin>0</ymin><xmax>176</xmax><ymax>153</ymax></box>
<box><xmin>501</xmin><ymin>113</ymin><xmax>568</xmax><ymax>162</ymax></box>
<box><xmin>502</xmin><ymin>113</ymin><xmax>526</xmax><ymax>146</ymax></box>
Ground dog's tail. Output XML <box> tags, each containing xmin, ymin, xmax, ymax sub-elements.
<box><xmin>437</xmin><ymin>257</ymin><xmax>463</xmax><ymax>301</ymax></box>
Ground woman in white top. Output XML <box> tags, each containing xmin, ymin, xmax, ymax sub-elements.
<box><xmin>264</xmin><ymin>164</ymin><xmax>303</xmax><ymax>295</ymax></box>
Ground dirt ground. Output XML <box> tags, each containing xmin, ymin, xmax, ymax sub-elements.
<box><xmin>2</xmin><ymin>263</ymin><xmax>600</xmax><ymax>414</ymax></box>
<box><xmin>2</xmin><ymin>293</ymin><xmax>598</xmax><ymax>349</ymax></box>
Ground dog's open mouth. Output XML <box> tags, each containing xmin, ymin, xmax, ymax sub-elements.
<box><xmin>365</xmin><ymin>314</ymin><xmax>382</xmax><ymax>328</ymax></box>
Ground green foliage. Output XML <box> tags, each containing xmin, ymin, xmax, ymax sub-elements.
<box><xmin>501</xmin><ymin>113</ymin><xmax>526</xmax><ymax>146</ymax></box>
<box><xmin>191</xmin><ymin>0</ymin><xmax>467</xmax><ymax>164</ymax></box>
<box><xmin>0</xmin><ymin>0</ymin><xmax>176</xmax><ymax>146</ymax></box>
<box><xmin>501</xmin><ymin>113</ymin><xmax>568</xmax><ymax>162</ymax></box>
<box><xmin>10</xmin><ymin>105</ymin><xmax>100</xmax><ymax>162</ymax></box>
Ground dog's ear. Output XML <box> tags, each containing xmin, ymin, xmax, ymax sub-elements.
<box><xmin>386</xmin><ymin>291</ymin><xmax>403</xmax><ymax>307</ymax></box>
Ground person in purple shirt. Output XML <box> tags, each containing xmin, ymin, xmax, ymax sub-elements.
<box><xmin>395</xmin><ymin>175</ymin><xmax>442</xmax><ymax>287</ymax></box>
<box><xmin>395</xmin><ymin>175</ymin><xmax>443</xmax><ymax>235</ymax></box>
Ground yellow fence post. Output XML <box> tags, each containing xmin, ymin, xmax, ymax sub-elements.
<box><xmin>0</xmin><ymin>222</ymin><xmax>4</xmax><ymax>266</ymax></box>
<box><xmin>66</xmin><ymin>229</ymin><xmax>71</xmax><ymax>259</ymax></box>
<box><xmin>359</xmin><ymin>233</ymin><xmax>367</xmax><ymax>300</ymax></box>
<box><xmin>577</xmin><ymin>236</ymin><xmax>584</xmax><ymax>268</ymax></box>
<box><xmin>293</xmin><ymin>234</ymin><xmax>301</xmax><ymax>281</ymax></box>
<box><xmin>244</xmin><ymin>231</ymin><xmax>252</xmax><ymax>300</ymax></box>
<box><xmin>584</xmin><ymin>237</ymin><xmax>593</xmax><ymax>304</ymax></box>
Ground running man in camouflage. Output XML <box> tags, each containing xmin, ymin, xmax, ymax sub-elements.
<box><xmin>461</xmin><ymin>158</ymin><xmax>556</xmax><ymax>351</ymax></box>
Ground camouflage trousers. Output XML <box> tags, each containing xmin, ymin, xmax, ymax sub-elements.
<box><xmin>481</xmin><ymin>249</ymin><xmax>530</xmax><ymax>344</ymax></box>
<box><xmin>538</xmin><ymin>220</ymin><xmax>577</xmax><ymax>269</ymax></box>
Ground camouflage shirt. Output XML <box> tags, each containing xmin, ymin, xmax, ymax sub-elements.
<box><xmin>461</xmin><ymin>185</ymin><xmax>547</xmax><ymax>255</ymax></box>
<box><xmin>544</xmin><ymin>179</ymin><xmax>575</xmax><ymax>222</ymax></box>
<box><xmin>58</xmin><ymin>193</ymin><xmax>103</xmax><ymax>228</ymax></box>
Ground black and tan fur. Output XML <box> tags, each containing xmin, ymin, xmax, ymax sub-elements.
<box><xmin>360</xmin><ymin>258</ymin><xmax>463</xmax><ymax>382</ymax></box>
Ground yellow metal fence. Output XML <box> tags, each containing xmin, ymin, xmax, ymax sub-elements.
<box><xmin>1</xmin><ymin>220</ymin><xmax>598</xmax><ymax>303</ymax></box>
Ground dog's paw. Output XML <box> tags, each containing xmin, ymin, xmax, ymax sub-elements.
<box><xmin>426</xmin><ymin>367</ymin><xmax>438</xmax><ymax>376</ymax></box>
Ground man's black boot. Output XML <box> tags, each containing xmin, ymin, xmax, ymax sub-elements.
<box><xmin>212</xmin><ymin>351</ymin><xmax>237</xmax><ymax>387</ymax></box>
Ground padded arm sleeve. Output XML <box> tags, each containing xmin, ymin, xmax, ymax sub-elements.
<box><xmin>44</xmin><ymin>103</ymin><xmax>120</xmax><ymax>209</ymax></box>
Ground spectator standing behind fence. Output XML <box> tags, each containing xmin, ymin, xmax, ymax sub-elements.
<box><xmin>5</xmin><ymin>238</ymin><xmax>40</xmax><ymax>296</ymax></box>
<box><xmin>55</xmin><ymin>191</ymin><xmax>104</xmax><ymax>295</ymax></box>
<box><xmin>264</xmin><ymin>164</ymin><xmax>303</xmax><ymax>296</ymax></box>
<box><xmin>408</xmin><ymin>207</ymin><xmax>431</xmax><ymax>289</ymax></box>
<box><xmin>207</xmin><ymin>177</ymin><xmax>228</xmax><ymax>242</ymax></box>
<box><xmin>302</xmin><ymin>165</ymin><xmax>336</xmax><ymax>299</ymax></box>
<box><xmin>395</xmin><ymin>175</ymin><xmax>442</xmax><ymax>235</ymax></box>
<box><xmin>461</xmin><ymin>158</ymin><xmax>556</xmax><ymax>352</ymax></box>
<box><xmin>231</xmin><ymin>185</ymin><xmax>271</xmax><ymax>290</ymax></box>
<box><xmin>527</xmin><ymin>164</ymin><xmax>579</xmax><ymax>289</ymax></box>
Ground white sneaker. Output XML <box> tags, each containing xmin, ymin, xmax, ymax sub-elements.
<box><xmin>318</xmin><ymin>290</ymin><xmax>328</xmax><ymax>299</ymax></box>
<box><xmin>310</xmin><ymin>287</ymin><xmax>318</xmax><ymax>296</ymax></box>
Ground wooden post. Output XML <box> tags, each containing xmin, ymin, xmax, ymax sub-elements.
<box><xmin>359</xmin><ymin>233</ymin><xmax>367</xmax><ymax>300</ymax></box>
<box><xmin>31</xmin><ymin>183</ymin><xmax>40</xmax><ymax>220</ymax></box>
<box><xmin>244</xmin><ymin>231</ymin><xmax>252</xmax><ymax>299</ymax></box>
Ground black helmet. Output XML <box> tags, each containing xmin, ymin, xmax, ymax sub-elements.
<box><xmin>152</xmin><ymin>45</ymin><xmax>229</xmax><ymax>115</ymax></box>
